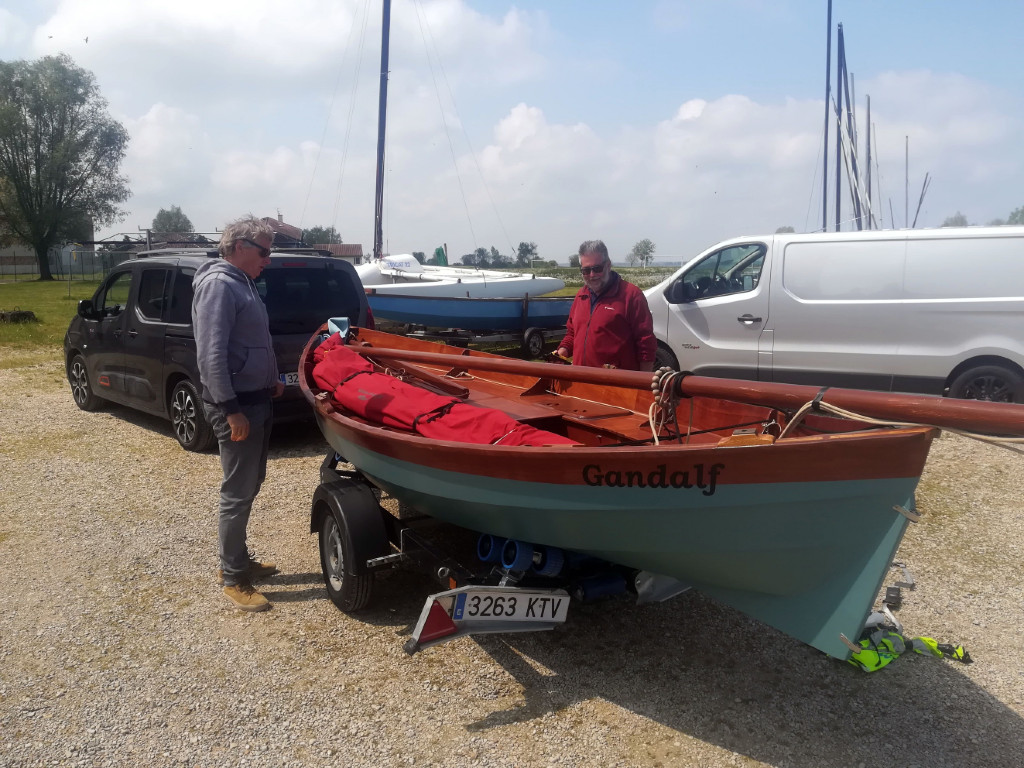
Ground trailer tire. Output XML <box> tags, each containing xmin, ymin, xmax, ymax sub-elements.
<box><xmin>314</xmin><ymin>480</ymin><xmax>389</xmax><ymax>612</ymax></box>
<box><xmin>522</xmin><ymin>328</ymin><xmax>545</xmax><ymax>359</ymax></box>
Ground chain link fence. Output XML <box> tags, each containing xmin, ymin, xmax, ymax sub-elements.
<box><xmin>0</xmin><ymin>247</ymin><xmax>132</xmax><ymax>282</ymax></box>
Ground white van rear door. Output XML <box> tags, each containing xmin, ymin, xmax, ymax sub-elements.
<box><xmin>661</xmin><ymin>243</ymin><xmax>770</xmax><ymax>379</ymax></box>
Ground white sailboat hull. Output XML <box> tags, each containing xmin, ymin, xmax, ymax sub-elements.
<box><xmin>357</xmin><ymin>255</ymin><xmax>564</xmax><ymax>298</ymax></box>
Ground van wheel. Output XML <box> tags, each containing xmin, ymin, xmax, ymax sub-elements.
<box><xmin>170</xmin><ymin>380</ymin><xmax>215</xmax><ymax>451</ymax></box>
<box><xmin>949</xmin><ymin>365</ymin><xmax>1024</xmax><ymax>403</ymax></box>
<box><xmin>655</xmin><ymin>346</ymin><xmax>679</xmax><ymax>371</ymax></box>
<box><xmin>68</xmin><ymin>354</ymin><xmax>104</xmax><ymax>411</ymax></box>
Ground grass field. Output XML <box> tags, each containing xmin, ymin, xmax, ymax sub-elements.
<box><xmin>0</xmin><ymin>279</ymin><xmax>100</xmax><ymax>367</ymax></box>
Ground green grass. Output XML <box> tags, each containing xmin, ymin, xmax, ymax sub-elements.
<box><xmin>531</xmin><ymin>265</ymin><xmax>678</xmax><ymax>294</ymax></box>
<box><xmin>0</xmin><ymin>279</ymin><xmax>100</xmax><ymax>364</ymax></box>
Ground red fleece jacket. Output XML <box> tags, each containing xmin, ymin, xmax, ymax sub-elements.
<box><xmin>560</xmin><ymin>272</ymin><xmax>656</xmax><ymax>370</ymax></box>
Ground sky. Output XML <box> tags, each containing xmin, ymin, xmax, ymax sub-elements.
<box><xmin>2</xmin><ymin>0</ymin><xmax>1023</xmax><ymax>264</ymax></box>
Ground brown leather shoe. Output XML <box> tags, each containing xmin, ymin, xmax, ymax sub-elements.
<box><xmin>222</xmin><ymin>581</ymin><xmax>271</xmax><ymax>612</ymax></box>
<box><xmin>217</xmin><ymin>558</ymin><xmax>279</xmax><ymax>586</ymax></box>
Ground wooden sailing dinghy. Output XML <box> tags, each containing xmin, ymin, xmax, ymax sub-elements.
<box><xmin>300</xmin><ymin>326</ymin><xmax>1024</xmax><ymax>659</ymax></box>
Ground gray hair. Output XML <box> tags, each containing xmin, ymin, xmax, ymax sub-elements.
<box><xmin>578</xmin><ymin>239</ymin><xmax>609</xmax><ymax>263</ymax></box>
<box><xmin>218</xmin><ymin>215</ymin><xmax>274</xmax><ymax>258</ymax></box>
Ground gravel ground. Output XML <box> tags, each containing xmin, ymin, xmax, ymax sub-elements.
<box><xmin>1</xmin><ymin>358</ymin><xmax>1023</xmax><ymax>768</ymax></box>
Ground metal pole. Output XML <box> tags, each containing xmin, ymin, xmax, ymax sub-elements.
<box><xmin>834</xmin><ymin>24</ymin><xmax>845</xmax><ymax>232</ymax></box>
<box><xmin>373</xmin><ymin>0</ymin><xmax>392</xmax><ymax>262</ymax></box>
<box><xmin>822</xmin><ymin>0</ymin><xmax>832</xmax><ymax>232</ymax></box>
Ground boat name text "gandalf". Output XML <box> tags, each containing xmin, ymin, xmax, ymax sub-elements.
<box><xmin>582</xmin><ymin>463</ymin><xmax>725</xmax><ymax>496</ymax></box>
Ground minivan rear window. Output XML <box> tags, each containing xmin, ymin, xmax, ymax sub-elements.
<box><xmin>256</xmin><ymin>267</ymin><xmax>362</xmax><ymax>334</ymax></box>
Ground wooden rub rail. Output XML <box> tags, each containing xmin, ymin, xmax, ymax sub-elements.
<box><xmin>349</xmin><ymin>346</ymin><xmax>1024</xmax><ymax>438</ymax></box>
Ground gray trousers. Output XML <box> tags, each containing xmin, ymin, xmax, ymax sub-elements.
<box><xmin>204</xmin><ymin>400</ymin><xmax>273</xmax><ymax>587</ymax></box>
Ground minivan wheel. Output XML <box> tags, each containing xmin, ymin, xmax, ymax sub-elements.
<box><xmin>170</xmin><ymin>380</ymin><xmax>215</xmax><ymax>451</ymax></box>
<box><xmin>948</xmin><ymin>365</ymin><xmax>1024</xmax><ymax>403</ymax></box>
<box><xmin>68</xmin><ymin>354</ymin><xmax>104</xmax><ymax>411</ymax></box>
<box><xmin>654</xmin><ymin>345</ymin><xmax>679</xmax><ymax>372</ymax></box>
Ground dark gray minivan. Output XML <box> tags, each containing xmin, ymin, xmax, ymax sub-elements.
<box><xmin>64</xmin><ymin>249</ymin><xmax>372</xmax><ymax>451</ymax></box>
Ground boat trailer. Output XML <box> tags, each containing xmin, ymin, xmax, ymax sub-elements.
<box><xmin>310</xmin><ymin>451</ymin><xmax>689</xmax><ymax>654</ymax></box>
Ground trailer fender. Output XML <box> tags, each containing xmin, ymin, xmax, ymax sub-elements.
<box><xmin>311</xmin><ymin>479</ymin><xmax>388</xmax><ymax>576</ymax></box>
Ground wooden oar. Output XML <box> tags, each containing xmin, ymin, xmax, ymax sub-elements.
<box><xmin>351</xmin><ymin>345</ymin><xmax>1024</xmax><ymax>437</ymax></box>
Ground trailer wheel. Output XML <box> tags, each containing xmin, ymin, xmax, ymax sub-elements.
<box><xmin>949</xmin><ymin>364</ymin><xmax>1024</xmax><ymax>403</ymax></box>
<box><xmin>313</xmin><ymin>479</ymin><xmax>389</xmax><ymax>612</ymax></box>
<box><xmin>522</xmin><ymin>328</ymin><xmax>545</xmax><ymax>359</ymax></box>
<box><xmin>319</xmin><ymin>512</ymin><xmax>375</xmax><ymax>612</ymax></box>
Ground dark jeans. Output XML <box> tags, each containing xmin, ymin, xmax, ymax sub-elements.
<box><xmin>203</xmin><ymin>400</ymin><xmax>273</xmax><ymax>587</ymax></box>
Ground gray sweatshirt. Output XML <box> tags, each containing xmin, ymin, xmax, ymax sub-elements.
<box><xmin>192</xmin><ymin>259</ymin><xmax>279</xmax><ymax>413</ymax></box>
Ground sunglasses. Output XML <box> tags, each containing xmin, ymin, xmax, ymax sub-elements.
<box><xmin>580</xmin><ymin>264</ymin><xmax>607</xmax><ymax>276</ymax></box>
<box><xmin>238</xmin><ymin>238</ymin><xmax>271</xmax><ymax>259</ymax></box>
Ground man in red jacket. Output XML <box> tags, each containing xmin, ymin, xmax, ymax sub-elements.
<box><xmin>556</xmin><ymin>240</ymin><xmax>656</xmax><ymax>371</ymax></box>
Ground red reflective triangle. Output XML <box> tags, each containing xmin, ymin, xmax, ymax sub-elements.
<box><xmin>418</xmin><ymin>600</ymin><xmax>458</xmax><ymax>644</ymax></box>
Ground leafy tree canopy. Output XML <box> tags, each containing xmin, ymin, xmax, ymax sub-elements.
<box><xmin>1008</xmin><ymin>206</ymin><xmax>1024</xmax><ymax>226</ymax></box>
<box><xmin>302</xmin><ymin>225</ymin><xmax>342</xmax><ymax>245</ymax></box>
<box><xmin>516</xmin><ymin>241</ymin><xmax>538</xmax><ymax>267</ymax></box>
<box><xmin>941</xmin><ymin>212</ymin><xmax>969</xmax><ymax>227</ymax></box>
<box><xmin>0</xmin><ymin>54</ymin><xmax>130</xmax><ymax>279</ymax></box>
<box><xmin>628</xmin><ymin>238</ymin><xmax>656</xmax><ymax>267</ymax></box>
<box><xmin>411</xmin><ymin>251</ymin><xmax>425</xmax><ymax>264</ymax></box>
<box><xmin>568</xmin><ymin>254</ymin><xmax>580</xmax><ymax>268</ymax></box>
<box><xmin>776</xmin><ymin>225</ymin><xmax>795</xmax><ymax>233</ymax></box>
<box><xmin>151</xmin><ymin>205</ymin><xmax>204</xmax><ymax>243</ymax></box>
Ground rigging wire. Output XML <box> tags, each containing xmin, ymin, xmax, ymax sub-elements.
<box><xmin>299</xmin><ymin>1</ymin><xmax>370</xmax><ymax>235</ymax></box>
<box><xmin>328</xmin><ymin>2</ymin><xmax>375</xmax><ymax>240</ymax></box>
<box><xmin>412</xmin><ymin>0</ymin><xmax>516</xmax><ymax>257</ymax></box>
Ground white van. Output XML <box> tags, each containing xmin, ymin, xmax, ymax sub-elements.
<box><xmin>644</xmin><ymin>227</ymin><xmax>1024</xmax><ymax>401</ymax></box>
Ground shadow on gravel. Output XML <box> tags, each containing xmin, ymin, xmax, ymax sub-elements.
<box><xmin>457</xmin><ymin>591</ymin><xmax>1024</xmax><ymax>767</ymax></box>
<box><xmin>72</xmin><ymin>399</ymin><xmax>328</xmax><ymax>458</ymax></box>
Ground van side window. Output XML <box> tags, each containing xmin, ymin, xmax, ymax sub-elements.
<box><xmin>166</xmin><ymin>268</ymin><xmax>196</xmax><ymax>325</ymax></box>
<box><xmin>667</xmin><ymin>244</ymin><xmax>766</xmax><ymax>303</ymax></box>
<box><xmin>98</xmin><ymin>270</ymin><xmax>134</xmax><ymax>316</ymax></box>
<box><xmin>137</xmin><ymin>269</ymin><xmax>170</xmax><ymax>320</ymax></box>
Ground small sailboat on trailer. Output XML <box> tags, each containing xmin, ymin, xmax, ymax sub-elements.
<box><xmin>300</xmin><ymin>326</ymin><xmax>1024</xmax><ymax>659</ymax></box>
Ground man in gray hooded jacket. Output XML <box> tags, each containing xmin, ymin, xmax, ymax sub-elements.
<box><xmin>192</xmin><ymin>215</ymin><xmax>284</xmax><ymax>611</ymax></box>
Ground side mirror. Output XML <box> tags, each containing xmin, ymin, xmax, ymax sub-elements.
<box><xmin>77</xmin><ymin>299</ymin><xmax>96</xmax><ymax>319</ymax></box>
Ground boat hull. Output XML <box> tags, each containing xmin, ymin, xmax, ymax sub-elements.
<box><xmin>312</xmin><ymin>405</ymin><xmax>932</xmax><ymax>660</ymax></box>
<box><xmin>366</xmin><ymin>293</ymin><xmax>573</xmax><ymax>330</ymax></box>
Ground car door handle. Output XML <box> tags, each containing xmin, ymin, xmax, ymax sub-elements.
<box><xmin>737</xmin><ymin>314</ymin><xmax>762</xmax><ymax>324</ymax></box>
<box><xmin>127</xmin><ymin>329</ymin><xmax>138</xmax><ymax>338</ymax></box>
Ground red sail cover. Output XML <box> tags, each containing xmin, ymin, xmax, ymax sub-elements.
<box><xmin>312</xmin><ymin>333</ymin><xmax>577</xmax><ymax>446</ymax></box>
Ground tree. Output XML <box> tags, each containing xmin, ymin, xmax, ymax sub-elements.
<box><xmin>301</xmin><ymin>225</ymin><xmax>342</xmax><ymax>245</ymax></box>
<box><xmin>152</xmin><ymin>205</ymin><xmax>200</xmax><ymax>243</ymax></box>
<box><xmin>411</xmin><ymin>251</ymin><xmax>425</xmax><ymax>264</ymax></box>
<box><xmin>776</xmin><ymin>225</ymin><xmax>795</xmax><ymax>233</ymax></box>
<box><xmin>942</xmin><ymin>212</ymin><xmax>968</xmax><ymax>228</ymax></box>
<box><xmin>629</xmin><ymin>238</ymin><xmax>656</xmax><ymax>267</ymax></box>
<box><xmin>1008</xmin><ymin>206</ymin><xmax>1024</xmax><ymax>226</ymax></box>
<box><xmin>568</xmin><ymin>254</ymin><xmax>580</xmax><ymax>268</ymax></box>
<box><xmin>0</xmin><ymin>54</ymin><xmax>130</xmax><ymax>280</ymax></box>
<box><xmin>516</xmin><ymin>241</ymin><xmax>537</xmax><ymax>267</ymax></box>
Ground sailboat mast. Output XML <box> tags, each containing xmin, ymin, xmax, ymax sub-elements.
<box><xmin>373</xmin><ymin>0</ymin><xmax>392</xmax><ymax>261</ymax></box>
<box><xmin>822</xmin><ymin>0</ymin><xmax>832</xmax><ymax>232</ymax></box>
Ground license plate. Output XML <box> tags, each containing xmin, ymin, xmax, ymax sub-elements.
<box><xmin>280</xmin><ymin>371</ymin><xmax>299</xmax><ymax>386</ymax></box>
<box><xmin>452</xmin><ymin>589</ymin><xmax>569</xmax><ymax>623</ymax></box>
